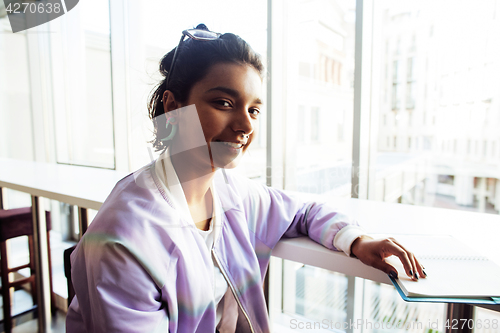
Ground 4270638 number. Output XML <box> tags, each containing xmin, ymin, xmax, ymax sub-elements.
<box><xmin>5</xmin><ymin>2</ymin><xmax>62</xmax><ymax>14</ymax></box>
<box><xmin>445</xmin><ymin>318</ymin><xmax>498</xmax><ymax>330</ymax></box>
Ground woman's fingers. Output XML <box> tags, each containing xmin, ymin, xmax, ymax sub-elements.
<box><xmin>387</xmin><ymin>238</ymin><xmax>426</xmax><ymax>280</ymax></box>
<box><xmin>410</xmin><ymin>253</ymin><xmax>426</xmax><ymax>278</ymax></box>
<box><xmin>384</xmin><ymin>240</ymin><xmax>415</xmax><ymax>279</ymax></box>
<box><xmin>350</xmin><ymin>236</ymin><xmax>426</xmax><ymax>280</ymax></box>
<box><xmin>370</xmin><ymin>257</ymin><xmax>399</xmax><ymax>279</ymax></box>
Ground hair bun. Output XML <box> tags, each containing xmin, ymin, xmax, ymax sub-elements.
<box><xmin>195</xmin><ymin>23</ymin><xmax>209</xmax><ymax>31</ymax></box>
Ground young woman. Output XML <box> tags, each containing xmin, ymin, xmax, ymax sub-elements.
<box><xmin>66</xmin><ymin>24</ymin><xmax>424</xmax><ymax>333</ymax></box>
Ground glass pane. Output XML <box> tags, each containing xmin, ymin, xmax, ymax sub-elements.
<box><xmin>0</xmin><ymin>18</ymin><xmax>34</xmax><ymax>160</ymax></box>
<box><xmin>280</xmin><ymin>0</ymin><xmax>356</xmax><ymax>327</ymax></box>
<box><xmin>283</xmin><ymin>0</ymin><xmax>355</xmax><ymax>197</ymax></box>
<box><xmin>364</xmin><ymin>0</ymin><xmax>500</xmax><ymax>329</ymax></box>
<box><xmin>370</xmin><ymin>0</ymin><xmax>500</xmax><ymax>215</ymax></box>
<box><xmin>127</xmin><ymin>0</ymin><xmax>268</xmax><ymax>178</ymax></box>
<box><xmin>291</xmin><ymin>263</ymin><xmax>348</xmax><ymax>324</ymax></box>
<box><xmin>51</xmin><ymin>0</ymin><xmax>115</xmax><ymax>168</ymax></box>
<box><xmin>364</xmin><ymin>280</ymin><xmax>446</xmax><ymax>332</ymax></box>
<box><xmin>475</xmin><ymin>307</ymin><xmax>500</xmax><ymax>333</ymax></box>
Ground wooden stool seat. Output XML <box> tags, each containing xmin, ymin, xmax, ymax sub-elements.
<box><xmin>0</xmin><ymin>207</ymin><xmax>53</xmax><ymax>333</ymax></box>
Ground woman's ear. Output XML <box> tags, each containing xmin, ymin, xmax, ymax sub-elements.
<box><xmin>163</xmin><ymin>90</ymin><xmax>182</xmax><ymax>114</ymax></box>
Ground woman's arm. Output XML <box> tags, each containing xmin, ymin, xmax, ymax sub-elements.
<box><xmin>68</xmin><ymin>239</ymin><xmax>169</xmax><ymax>333</ymax></box>
<box><xmin>227</xmin><ymin>172</ymin><xmax>424</xmax><ymax>280</ymax></box>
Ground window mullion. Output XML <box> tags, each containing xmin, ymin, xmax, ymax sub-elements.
<box><xmin>352</xmin><ymin>0</ymin><xmax>374</xmax><ymax>199</ymax></box>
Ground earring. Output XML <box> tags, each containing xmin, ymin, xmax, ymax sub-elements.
<box><xmin>161</xmin><ymin>117</ymin><xmax>178</xmax><ymax>142</ymax></box>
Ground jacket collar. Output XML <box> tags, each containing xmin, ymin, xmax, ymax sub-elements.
<box><xmin>154</xmin><ymin>148</ymin><xmax>224</xmax><ymax>243</ymax></box>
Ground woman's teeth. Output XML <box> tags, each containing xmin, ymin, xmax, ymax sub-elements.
<box><xmin>221</xmin><ymin>142</ymin><xmax>243</xmax><ymax>148</ymax></box>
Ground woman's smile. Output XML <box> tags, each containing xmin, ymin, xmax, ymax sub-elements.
<box><xmin>211</xmin><ymin>141</ymin><xmax>245</xmax><ymax>160</ymax></box>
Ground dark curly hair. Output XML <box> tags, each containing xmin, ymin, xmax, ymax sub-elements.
<box><xmin>148</xmin><ymin>24</ymin><xmax>265</xmax><ymax>152</ymax></box>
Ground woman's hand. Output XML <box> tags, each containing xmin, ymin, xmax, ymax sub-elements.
<box><xmin>350</xmin><ymin>235</ymin><xmax>426</xmax><ymax>280</ymax></box>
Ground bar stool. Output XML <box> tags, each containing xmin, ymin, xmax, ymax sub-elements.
<box><xmin>0</xmin><ymin>207</ymin><xmax>53</xmax><ymax>333</ymax></box>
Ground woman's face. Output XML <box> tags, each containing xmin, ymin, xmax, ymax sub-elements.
<box><xmin>171</xmin><ymin>62</ymin><xmax>263</xmax><ymax>170</ymax></box>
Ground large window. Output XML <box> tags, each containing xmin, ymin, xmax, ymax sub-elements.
<box><xmin>282</xmin><ymin>0</ymin><xmax>355</xmax><ymax>197</ymax></box>
<box><xmin>364</xmin><ymin>0</ymin><xmax>500</xmax><ymax>330</ymax></box>
<box><xmin>0</xmin><ymin>17</ymin><xmax>33</xmax><ymax>161</ymax></box>
<box><xmin>1</xmin><ymin>0</ymin><xmax>499</xmax><ymax>329</ymax></box>
<box><xmin>50</xmin><ymin>0</ymin><xmax>115</xmax><ymax>168</ymax></box>
<box><xmin>274</xmin><ymin>0</ymin><xmax>500</xmax><ymax>331</ymax></box>
<box><xmin>369</xmin><ymin>0</ymin><xmax>500</xmax><ymax>213</ymax></box>
<box><xmin>275</xmin><ymin>0</ymin><xmax>356</xmax><ymax>328</ymax></box>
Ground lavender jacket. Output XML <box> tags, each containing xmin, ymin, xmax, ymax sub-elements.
<box><xmin>66</xmin><ymin>158</ymin><xmax>364</xmax><ymax>333</ymax></box>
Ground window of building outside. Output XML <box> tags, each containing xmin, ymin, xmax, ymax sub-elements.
<box><xmin>406</xmin><ymin>57</ymin><xmax>416</xmax><ymax>110</ymax></box>
<box><xmin>369</xmin><ymin>0</ymin><xmax>500</xmax><ymax>329</ymax></box>
<box><xmin>311</xmin><ymin>107</ymin><xmax>320</xmax><ymax>142</ymax></box>
<box><xmin>391</xmin><ymin>60</ymin><xmax>400</xmax><ymax>110</ymax></box>
<box><xmin>298</xmin><ymin>105</ymin><xmax>306</xmax><ymax>143</ymax></box>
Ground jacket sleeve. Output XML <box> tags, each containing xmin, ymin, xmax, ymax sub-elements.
<box><xmin>67</xmin><ymin>237</ymin><xmax>169</xmax><ymax>333</ymax></box>
<box><xmin>228</xmin><ymin>172</ymin><xmax>365</xmax><ymax>255</ymax></box>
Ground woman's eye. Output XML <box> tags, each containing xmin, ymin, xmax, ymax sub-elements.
<box><xmin>215</xmin><ymin>100</ymin><xmax>231</xmax><ymax>108</ymax></box>
<box><xmin>249</xmin><ymin>108</ymin><xmax>260</xmax><ymax>116</ymax></box>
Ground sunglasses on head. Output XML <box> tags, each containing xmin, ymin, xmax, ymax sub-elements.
<box><xmin>165</xmin><ymin>28</ymin><xmax>222</xmax><ymax>87</ymax></box>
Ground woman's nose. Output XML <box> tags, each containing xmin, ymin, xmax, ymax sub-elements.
<box><xmin>233</xmin><ymin>108</ymin><xmax>254</xmax><ymax>136</ymax></box>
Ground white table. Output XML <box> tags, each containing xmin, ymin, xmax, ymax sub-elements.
<box><xmin>272</xmin><ymin>197</ymin><xmax>500</xmax><ymax>333</ymax></box>
<box><xmin>274</xmin><ymin>196</ymin><xmax>500</xmax><ymax>272</ymax></box>
<box><xmin>0</xmin><ymin>158</ymin><xmax>127</xmax><ymax>332</ymax></box>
